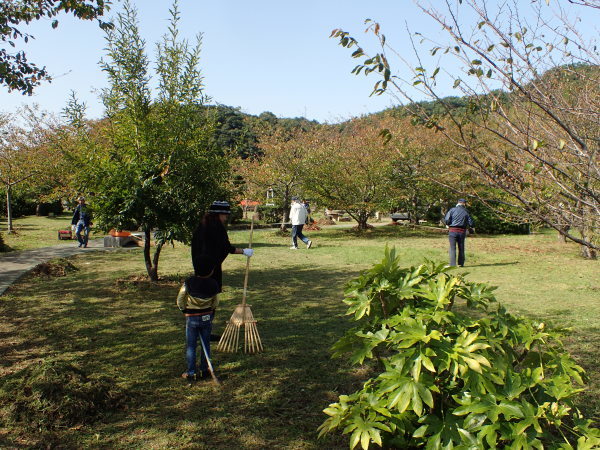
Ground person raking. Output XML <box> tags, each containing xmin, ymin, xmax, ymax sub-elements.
<box><xmin>191</xmin><ymin>200</ymin><xmax>254</xmax><ymax>292</ymax></box>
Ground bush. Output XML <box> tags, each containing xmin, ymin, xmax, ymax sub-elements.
<box><xmin>229</xmin><ymin>204</ymin><xmax>244</xmax><ymax>224</ymax></box>
<box><xmin>36</xmin><ymin>200</ymin><xmax>64</xmax><ymax>216</ymax></box>
<box><xmin>466</xmin><ymin>201</ymin><xmax>530</xmax><ymax>234</ymax></box>
<box><xmin>0</xmin><ymin>190</ymin><xmax>37</xmax><ymax>218</ymax></box>
<box><xmin>318</xmin><ymin>248</ymin><xmax>599</xmax><ymax>449</ymax></box>
<box><xmin>258</xmin><ymin>205</ymin><xmax>283</xmax><ymax>224</ymax></box>
<box><xmin>0</xmin><ymin>358</ymin><xmax>129</xmax><ymax>431</ymax></box>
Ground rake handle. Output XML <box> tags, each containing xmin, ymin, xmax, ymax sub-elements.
<box><xmin>241</xmin><ymin>214</ymin><xmax>254</xmax><ymax>308</ymax></box>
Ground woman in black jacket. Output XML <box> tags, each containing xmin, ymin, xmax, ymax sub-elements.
<box><xmin>191</xmin><ymin>201</ymin><xmax>253</xmax><ymax>292</ymax></box>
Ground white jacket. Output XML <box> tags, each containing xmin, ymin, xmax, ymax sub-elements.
<box><xmin>289</xmin><ymin>202</ymin><xmax>307</xmax><ymax>225</ymax></box>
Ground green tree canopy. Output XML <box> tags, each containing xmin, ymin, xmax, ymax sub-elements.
<box><xmin>66</xmin><ymin>0</ymin><xmax>228</xmax><ymax>280</ymax></box>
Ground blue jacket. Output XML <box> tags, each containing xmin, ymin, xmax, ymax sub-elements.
<box><xmin>444</xmin><ymin>205</ymin><xmax>474</xmax><ymax>228</ymax></box>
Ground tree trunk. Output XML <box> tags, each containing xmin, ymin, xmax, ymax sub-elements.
<box><xmin>410</xmin><ymin>195</ymin><xmax>419</xmax><ymax>225</ymax></box>
<box><xmin>143</xmin><ymin>229</ymin><xmax>163</xmax><ymax>281</ymax></box>
<box><xmin>6</xmin><ymin>185</ymin><xmax>14</xmax><ymax>234</ymax></box>
<box><xmin>578</xmin><ymin>226</ymin><xmax>597</xmax><ymax>259</ymax></box>
<box><xmin>357</xmin><ymin>211</ymin><xmax>369</xmax><ymax>231</ymax></box>
<box><xmin>280</xmin><ymin>189</ymin><xmax>291</xmax><ymax>231</ymax></box>
<box><xmin>280</xmin><ymin>208</ymin><xmax>289</xmax><ymax>232</ymax></box>
<box><xmin>557</xmin><ymin>226</ymin><xmax>569</xmax><ymax>243</ymax></box>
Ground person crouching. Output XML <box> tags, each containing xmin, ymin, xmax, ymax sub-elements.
<box><xmin>177</xmin><ymin>254</ymin><xmax>220</xmax><ymax>385</ymax></box>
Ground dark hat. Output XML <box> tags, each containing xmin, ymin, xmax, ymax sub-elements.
<box><xmin>291</xmin><ymin>196</ymin><xmax>299</xmax><ymax>201</ymax></box>
<box><xmin>208</xmin><ymin>200</ymin><xmax>231</xmax><ymax>214</ymax></box>
<box><xmin>458</xmin><ymin>198</ymin><xmax>467</xmax><ymax>203</ymax></box>
<box><xmin>194</xmin><ymin>254</ymin><xmax>217</xmax><ymax>277</ymax></box>
<box><xmin>185</xmin><ymin>276</ymin><xmax>219</xmax><ymax>299</ymax></box>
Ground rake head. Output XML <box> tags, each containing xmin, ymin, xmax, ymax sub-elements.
<box><xmin>217</xmin><ymin>304</ymin><xmax>263</xmax><ymax>354</ymax></box>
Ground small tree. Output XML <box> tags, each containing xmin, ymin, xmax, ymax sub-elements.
<box><xmin>68</xmin><ymin>0</ymin><xmax>228</xmax><ymax>280</ymax></box>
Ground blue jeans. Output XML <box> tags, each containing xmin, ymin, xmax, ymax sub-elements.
<box><xmin>75</xmin><ymin>221</ymin><xmax>89</xmax><ymax>246</ymax></box>
<box><xmin>291</xmin><ymin>224</ymin><xmax>309</xmax><ymax>247</ymax></box>
<box><xmin>185</xmin><ymin>313</ymin><xmax>213</xmax><ymax>376</ymax></box>
<box><xmin>448</xmin><ymin>232</ymin><xmax>467</xmax><ymax>266</ymax></box>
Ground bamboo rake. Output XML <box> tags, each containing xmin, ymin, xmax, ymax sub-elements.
<box><xmin>217</xmin><ymin>215</ymin><xmax>263</xmax><ymax>353</ymax></box>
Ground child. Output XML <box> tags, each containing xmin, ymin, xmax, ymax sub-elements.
<box><xmin>177</xmin><ymin>254</ymin><xmax>220</xmax><ymax>384</ymax></box>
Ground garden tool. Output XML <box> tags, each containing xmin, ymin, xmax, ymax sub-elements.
<box><xmin>200</xmin><ymin>336</ymin><xmax>221</xmax><ymax>386</ymax></box>
<box><xmin>217</xmin><ymin>215</ymin><xmax>264</xmax><ymax>354</ymax></box>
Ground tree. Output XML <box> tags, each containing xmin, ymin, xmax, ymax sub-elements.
<box><xmin>211</xmin><ymin>105</ymin><xmax>260</xmax><ymax>159</ymax></box>
<box><xmin>380</xmin><ymin>114</ymin><xmax>456</xmax><ymax>224</ymax></box>
<box><xmin>332</xmin><ymin>0</ymin><xmax>599</xmax><ymax>257</ymax></box>
<box><xmin>0</xmin><ymin>0</ymin><xmax>112</xmax><ymax>94</ymax></box>
<box><xmin>0</xmin><ymin>107</ymin><xmax>63</xmax><ymax>232</ymax></box>
<box><xmin>238</xmin><ymin>126</ymin><xmax>313</xmax><ymax>230</ymax></box>
<box><xmin>303</xmin><ymin>119</ymin><xmax>396</xmax><ymax>231</ymax></box>
<box><xmin>68</xmin><ymin>0</ymin><xmax>228</xmax><ymax>280</ymax></box>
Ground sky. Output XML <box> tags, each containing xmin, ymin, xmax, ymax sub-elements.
<box><xmin>0</xmin><ymin>1</ymin><xmax>597</xmax><ymax>123</ymax></box>
<box><xmin>0</xmin><ymin>0</ymin><xmax>442</xmax><ymax>123</ymax></box>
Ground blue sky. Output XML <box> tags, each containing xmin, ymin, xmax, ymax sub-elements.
<box><xmin>0</xmin><ymin>1</ymin><xmax>597</xmax><ymax>123</ymax></box>
<box><xmin>0</xmin><ymin>1</ymin><xmax>441</xmax><ymax>122</ymax></box>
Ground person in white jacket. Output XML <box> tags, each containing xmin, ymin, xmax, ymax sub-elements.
<box><xmin>289</xmin><ymin>196</ymin><xmax>313</xmax><ymax>249</ymax></box>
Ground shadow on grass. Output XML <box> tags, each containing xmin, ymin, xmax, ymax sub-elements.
<box><xmin>467</xmin><ymin>261</ymin><xmax>520</xmax><ymax>267</ymax></box>
<box><xmin>314</xmin><ymin>225</ymin><xmax>444</xmax><ymax>242</ymax></box>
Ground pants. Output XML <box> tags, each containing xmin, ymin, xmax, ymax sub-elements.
<box><xmin>75</xmin><ymin>221</ymin><xmax>90</xmax><ymax>246</ymax></box>
<box><xmin>291</xmin><ymin>224</ymin><xmax>309</xmax><ymax>247</ymax></box>
<box><xmin>448</xmin><ymin>231</ymin><xmax>467</xmax><ymax>266</ymax></box>
<box><xmin>185</xmin><ymin>313</ymin><xmax>213</xmax><ymax>376</ymax></box>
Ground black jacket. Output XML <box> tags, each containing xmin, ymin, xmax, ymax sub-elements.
<box><xmin>71</xmin><ymin>204</ymin><xmax>92</xmax><ymax>227</ymax></box>
<box><xmin>444</xmin><ymin>205</ymin><xmax>474</xmax><ymax>229</ymax></box>
<box><xmin>191</xmin><ymin>220</ymin><xmax>235</xmax><ymax>291</ymax></box>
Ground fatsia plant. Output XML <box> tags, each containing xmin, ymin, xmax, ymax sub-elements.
<box><xmin>318</xmin><ymin>247</ymin><xmax>599</xmax><ymax>449</ymax></box>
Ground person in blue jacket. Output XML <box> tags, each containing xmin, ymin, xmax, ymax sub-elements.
<box><xmin>71</xmin><ymin>196</ymin><xmax>92</xmax><ymax>248</ymax></box>
<box><xmin>444</xmin><ymin>198</ymin><xmax>475</xmax><ymax>267</ymax></box>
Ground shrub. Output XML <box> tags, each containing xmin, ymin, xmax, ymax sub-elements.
<box><xmin>36</xmin><ymin>200</ymin><xmax>64</xmax><ymax>216</ymax></box>
<box><xmin>229</xmin><ymin>204</ymin><xmax>244</xmax><ymax>224</ymax></box>
<box><xmin>466</xmin><ymin>201</ymin><xmax>530</xmax><ymax>234</ymax></box>
<box><xmin>258</xmin><ymin>205</ymin><xmax>283</xmax><ymax>224</ymax></box>
<box><xmin>0</xmin><ymin>358</ymin><xmax>129</xmax><ymax>431</ymax></box>
<box><xmin>318</xmin><ymin>248</ymin><xmax>599</xmax><ymax>449</ymax></box>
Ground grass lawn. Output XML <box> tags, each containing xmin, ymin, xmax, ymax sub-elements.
<box><xmin>1</xmin><ymin>214</ymin><xmax>80</xmax><ymax>252</ymax></box>
<box><xmin>0</xmin><ymin>221</ymin><xmax>598</xmax><ymax>448</ymax></box>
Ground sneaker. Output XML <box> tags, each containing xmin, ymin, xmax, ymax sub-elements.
<box><xmin>306</xmin><ymin>240</ymin><xmax>312</xmax><ymax>249</ymax></box>
<box><xmin>290</xmin><ymin>246</ymin><xmax>298</xmax><ymax>250</ymax></box>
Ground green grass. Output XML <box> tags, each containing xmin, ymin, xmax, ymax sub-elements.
<box><xmin>1</xmin><ymin>214</ymin><xmax>80</xmax><ymax>252</ymax></box>
<box><xmin>0</xmin><ymin>224</ymin><xmax>598</xmax><ymax>448</ymax></box>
